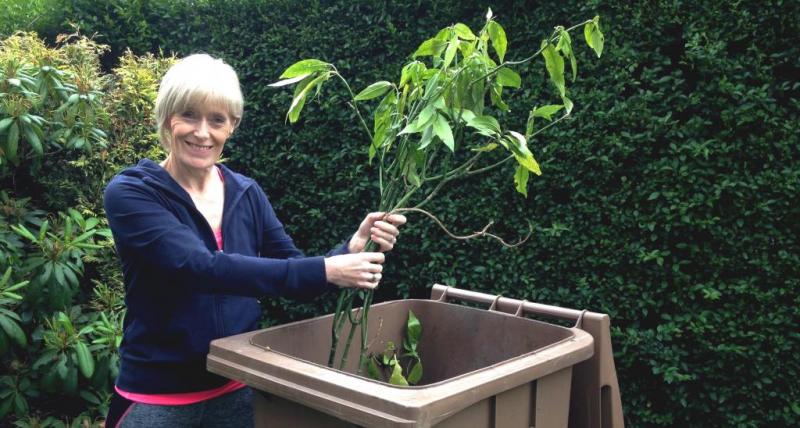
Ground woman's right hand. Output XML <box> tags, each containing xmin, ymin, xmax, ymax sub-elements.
<box><xmin>324</xmin><ymin>252</ymin><xmax>385</xmax><ymax>289</ymax></box>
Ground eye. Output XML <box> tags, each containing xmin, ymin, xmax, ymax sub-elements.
<box><xmin>211</xmin><ymin>114</ymin><xmax>228</xmax><ymax>125</ymax></box>
<box><xmin>180</xmin><ymin>110</ymin><xmax>196</xmax><ymax>119</ymax></box>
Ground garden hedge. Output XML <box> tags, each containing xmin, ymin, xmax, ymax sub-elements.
<box><xmin>8</xmin><ymin>0</ymin><xmax>800</xmax><ymax>426</ymax></box>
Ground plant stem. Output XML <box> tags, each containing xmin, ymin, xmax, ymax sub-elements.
<box><xmin>332</xmin><ymin>70</ymin><xmax>373</xmax><ymax>142</ymax></box>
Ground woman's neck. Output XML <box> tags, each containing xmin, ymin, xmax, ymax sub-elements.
<box><xmin>160</xmin><ymin>155</ymin><xmax>218</xmax><ymax>194</ymax></box>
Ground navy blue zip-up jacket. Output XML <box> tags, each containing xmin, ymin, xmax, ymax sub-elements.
<box><xmin>104</xmin><ymin>159</ymin><xmax>348</xmax><ymax>393</ymax></box>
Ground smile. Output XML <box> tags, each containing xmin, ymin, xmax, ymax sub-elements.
<box><xmin>185</xmin><ymin>141</ymin><xmax>214</xmax><ymax>151</ymax></box>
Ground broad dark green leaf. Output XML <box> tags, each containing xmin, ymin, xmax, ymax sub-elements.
<box><xmin>23</xmin><ymin>125</ymin><xmax>42</xmax><ymax>155</ymax></box>
<box><xmin>542</xmin><ymin>42</ymin><xmax>565</xmax><ymax>97</ymax></box>
<box><xmin>75</xmin><ymin>341</ymin><xmax>94</xmax><ymax>378</ymax></box>
<box><xmin>7</xmin><ymin>122</ymin><xmax>19</xmax><ymax>160</ymax></box>
<box><xmin>279</xmin><ymin>59</ymin><xmax>330</xmax><ymax>79</ymax></box>
<box><xmin>0</xmin><ymin>315</ymin><xmax>26</xmax><ymax>347</ymax></box>
<box><xmin>496</xmin><ymin>67</ymin><xmax>521</xmax><ymax>88</ymax></box>
<box><xmin>0</xmin><ymin>117</ymin><xmax>12</xmax><ymax>133</ymax></box>
<box><xmin>487</xmin><ymin>21</ymin><xmax>507</xmax><ymax>62</ymax></box>
<box><xmin>354</xmin><ymin>81</ymin><xmax>393</xmax><ymax>101</ymax></box>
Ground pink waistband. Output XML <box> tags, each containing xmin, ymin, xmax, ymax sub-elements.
<box><xmin>115</xmin><ymin>380</ymin><xmax>246</xmax><ymax>405</ymax></box>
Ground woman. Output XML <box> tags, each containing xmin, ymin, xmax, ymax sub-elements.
<box><xmin>103</xmin><ymin>54</ymin><xmax>406</xmax><ymax>427</ymax></box>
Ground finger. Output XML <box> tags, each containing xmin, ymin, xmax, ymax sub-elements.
<box><xmin>371</xmin><ymin>226</ymin><xmax>396</xmax><ymax>243</ymax></box>
<box><xmin>384</xmin><ymin>214</ymin><xmax>407</xmax><ymax>226</ymax></box>
<box><xmin>373</xmin><ymin>221</ymin><xmax>400</xmax><ymax>236</ymax></box>
<box><xmin>361</xmin><ymin>252</ymin><xmax>385</xmax><ymax>263</ymax></box>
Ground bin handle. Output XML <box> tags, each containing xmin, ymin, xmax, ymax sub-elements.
<box><xmin>514</xmin><ymin>300</ymin><xmax>528</xmax><ymax>317</ymax></box>
<box><xmin>436</xmin><ymin>286</ymin><xmax>452</xmax><ymax>302</ymax></box>
<box><xmin>488</xmin><ymin>295</ymin><xmax>502</xmax><ymax>311</ymax></box>
<box><xmin>574</xmin><ymin>309</ymin><xmax>588</xmax><ymax>329</ymax></box>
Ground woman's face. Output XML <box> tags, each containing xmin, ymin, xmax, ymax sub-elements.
<box><xmin>167</xmin><ymin>103</ymin><xmax>234</xmax><ymax>172</ymax></box>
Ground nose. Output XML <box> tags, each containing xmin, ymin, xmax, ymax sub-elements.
<box><xmin>194</xmin><ymin>118</ymin><xmax>210</xmax><ymax>139</ymax></box>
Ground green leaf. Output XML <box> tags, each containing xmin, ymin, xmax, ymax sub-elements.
<box><xmin>388</xmin><ymin>360</ymin><xmax>409</xmax><ymax>386</ymax></box>
<box><xmin>533</xmin><ymin>104</ymin><xmax>564</xmax><ymax>121</ymax></box>
<box><xmin>54</xmin><ymin>264</ymin><xmax>66</xmax><ymax>287</ymax></box>
<box><xmin>366</xmin><ymin>357</ymin><xmax>382</xmax><ymax>381</ymax></box>
<box><xmin>556</xmin><ymin>29</ymin><xmax>577</xmax><ymax>81</ymax></box>
<box><xmin>542</xmin><ymin>42</ymin><xmax>565</xmax><ymax>97</ymax></box>
<box><xmin>506</xmin><ymin>131</ymin><xmax>542</xmax><ymax>175</ymax></box>
<box><xmin>268</xmin><ymin>73</ymin><xmax>311</xmax><ymax>87</ymax></box>
<box><xmin>288</xmin><ymin>74</ymin><xmax>328</xmax><ymax>123</ymax></box>
<box><xmin>399</xmin><ymin>106</ymin><xmax>436</xmax><ymax>136</ymax></box>
<box><xmin>496</xmin><ymin>67</ymin><xmax>521</xmax><ymax>88</ymax></box>
<box><xmin>562</xmin><ymin>95</ymin><xmax>574</xmax><ymax>115</ymax></box>
<box><xmin>11</xmin><ymin>224</ymin><xmax>36</xmax><ymax>243</ymax></box>
<box><xmin>584</xmin><ymin>17</ymin><xmax>604</xmax><ymax>58</ymax></box>
<box><xmin>443</xmin><ymin>37</ymin><xmax>459</xmax><ymax>68</ymax></box>
<box><xmin>487</xmin><ymin>21</ymin><xmax>507</xmax><ymax>62</ymax></box>
<box><xmin>279</xmin><ymin>59</ymin><xmax>330</xmax><ymax>79</ymax></box>
<box><xmin>7</xmin><ymin>122</ymin><xmax>19</xmax><ymax>161</ymax></box>
<box><xmin>406</xmin><ymin>310</ymin><xmax>421</xmax><ymax>343</ymax></box>
<box><xmin>432</xmin><ymin>115</ymin><xmax>454</xmax><ymax>151</ymax></box>
<box><xmin>0</xmin><ymin>117</ymin><xmax>12</xmax><ymax>133</ymax></box>
<box><xmin>413</xmin><ymin>38</ymin><xmax>446</xmax><ymax>57</ymax></box>
<box><xmin>514</xmin><ymin>165</ymin><xmax>530</xmax><ymax>197</ymax></box>
<box><xmin>75</xmin><ymin>341</ymin><xmax>94</xmax><ymax>378</ymax></box>
<box><xmin>354</xmin><ymin>81</ymin><xmax>393</xmax><ymax>101</ymax></box>
<box><xmin>64</xmin><ymin>365</ymin><xmax>77</xmax><ymax>395</ymax></box>
<box><xmin>0</xmin><ymin>315</ymin><xmax>26</xmax><ymax>347</ymax></box>
<box><xmin>453</xmin><ymin>23</ymin><xmax>476</xmax><ymax>40</ymax></box>
<box><xmin>472</xmin><ymin>143</ymin><xmax>498</xmax><ymax>152</ymax></box>
<box><xmin>407</xmin><ymin>360</ymin><xmax>423</xmax><ymax>385</ymax></box>
<box><xmin>23</xmin><ymin>124</ymin><xmax>42</xmax><ymax>155</ymax></box>
<box><xmin>464</xmin><ymin>114</ymin><xmax>501</xmax><ymax>137</ymax></box>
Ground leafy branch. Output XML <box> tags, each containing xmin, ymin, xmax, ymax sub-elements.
<box><xmin>272</xmin><ymin>9</ymin><xmax>605</xmax><ymax>375</ymax></box>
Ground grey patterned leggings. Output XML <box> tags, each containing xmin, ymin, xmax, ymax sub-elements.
<box><xmin>114</xmin><ymin>387</ymin><xmax>254</xmax><ymax>428</ymax></box>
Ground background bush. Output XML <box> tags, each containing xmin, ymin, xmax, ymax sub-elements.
<box><xmin>2</xmin><ymin>0</ymin><xmax>798</xmax><ymax>426</ymax></box>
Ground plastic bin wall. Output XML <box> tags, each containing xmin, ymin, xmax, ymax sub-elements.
<box><xmin>209</xmin><ymin>292</ymin><xmax>599</xmax><ymax>427</ymax></box>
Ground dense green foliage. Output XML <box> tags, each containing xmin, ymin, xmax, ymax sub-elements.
<box><xmin>0</xmin><ymin>32</ymin><xmax>172</xmax><ymax>426</ymax></box>
<box><xmin>1</xmin><ymin>0</ymin><xmax>798</xmax><ymax>426</ymax></box>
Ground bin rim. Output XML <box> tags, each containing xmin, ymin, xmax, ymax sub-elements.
<box><xmin>246</xmin><ymin>298</ymin><xmax>587</xmax><ymax>389</ymax></box>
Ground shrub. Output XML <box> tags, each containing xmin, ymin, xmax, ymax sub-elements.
<box><xmin>0</xmin><ymin>30</ymin><xmax>171</xmax><ymax>425</ymax></box>
<box><xmin>15</xmin><ymin>0</ymin><xmax>800</xmax><ymax>426</ymax></box>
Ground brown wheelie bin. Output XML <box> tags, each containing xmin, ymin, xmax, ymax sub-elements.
<box><xmin>208</xmin><ymin>285</ymin><xmax>624</xmax><ymax>427</ymax></box>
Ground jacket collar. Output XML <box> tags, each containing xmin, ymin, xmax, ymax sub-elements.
<box><xmin>127</xmin><ymin>159</ymin><xmax>254</xmax><ymax>213</ymax></box>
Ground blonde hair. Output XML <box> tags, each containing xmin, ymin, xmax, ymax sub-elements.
<box><xmin>154</xmin><ymin>53</ymin><xmax>244</xmax><ymax>148</ymax></box>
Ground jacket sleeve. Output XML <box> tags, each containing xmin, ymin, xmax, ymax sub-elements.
<box><xmin>104</xmin><ymin>177</ymin><xmax>329</xmax><ymax>300</ymax></box>
<box><xmin>257</xmin><ymin>185</ymin><xmax>350</xmax><ymax>259</ymax></box>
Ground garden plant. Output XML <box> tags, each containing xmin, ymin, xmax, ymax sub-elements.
<box><xmin>273</xmin><ymin>10</ymin><xmax>605</xmax><ymax>380</ymax></box>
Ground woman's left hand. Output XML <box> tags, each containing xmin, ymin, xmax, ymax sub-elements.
<box><xmin>349</xmin><ymin>212</ymin><xmax>407</xmax><ymax>253</ymax></box>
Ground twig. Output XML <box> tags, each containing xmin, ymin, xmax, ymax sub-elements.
<box><xmin>388</xmin><ymin>207</ymin><xmax>531</xmax><ymax>248</ymax></box>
